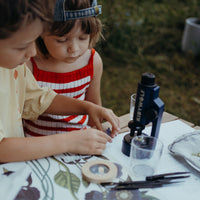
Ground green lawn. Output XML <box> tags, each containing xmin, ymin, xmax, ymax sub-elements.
<box><xmin>97</xmin><ymin>0</ymin><xmax>200</xmax><ymax>125</ymax></box>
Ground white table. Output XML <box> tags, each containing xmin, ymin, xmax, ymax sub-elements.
<box><xmin>104</xmin><ymin>120</ymin><xmax>200</xmax><ymax>200</ymax></box>
<box><xmin>0</xmin><ymin>119</ymin><xmax>200</xmax><ymax>200</ymax></box>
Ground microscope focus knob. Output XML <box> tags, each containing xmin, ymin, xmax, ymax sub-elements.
<box><xmin>145</xmin><ymin>109</ymin><xmax>158</xmax><ymax>121</ymax></box>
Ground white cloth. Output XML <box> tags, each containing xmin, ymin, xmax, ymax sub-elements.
<box><xmin>103</xmin><ymin>120</ymin><xmax>200</xmax><ymax>200</ymax></box>
<box><xmin>0</xmin><ymin>120</ymin><xmax>200</xmax><ymax>200</ymax></box>
<box><xmin>0</xmin><ymin>163</ymin><xmax>31</xmax><ymax>200</ymax></box>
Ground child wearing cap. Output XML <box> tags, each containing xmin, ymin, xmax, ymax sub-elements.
<box><xmin>0</xmin><ymin>0</ymin><xmax>119</xmax><ymax>163</ymax></box>
<box><xmin>23</xmin><ymin>0</ymin><xmax>106</xmax><ymax>136</ymax></box>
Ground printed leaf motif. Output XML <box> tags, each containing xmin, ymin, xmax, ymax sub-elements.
<box><xmin>14</xmin><ymin>174</ymin><xmax>40</xmax><ymax>200</ymax></box>
<box><xmin>192</xmin><ymin>153</ymin><xmax>200</xmax><ymax>157</ymax></box>
<box><xmin>85</xmin><ymin>190</ymin><xmax>103</xmax><ymax>200</ymax></box>
<box><xmin>54</xmin><ymin>170</ymin><xmax>80</xmax><ymax>198</ymax></box>
<box><xmin>14</xmin><ymin>186</ymin><xmax>40</xmax><ymax>200</ymax></box>
<box><xmin>141</xmin><ymin>191</ymin><xmax>160</xmax><ymax>200</ymax></box>
<box><xmin>3</xmin><ymin>167</ymin><xmax>14</xmax><ymax>176</ymax></box>
<box><xmin>82</xmin><ymin>177</ymin><xmax>90</xmax><ymax>188</ymax></box>
<box><xmin>126</xmin><ymin>175</ymin><xmax>132</xmax><ymax>182</ymax></box>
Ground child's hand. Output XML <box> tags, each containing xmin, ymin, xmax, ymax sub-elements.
<box><xmin>68</xmin><ymin>128</ymin><xmax>112</xmax><ymax>155</ymax></box>
<box><xmin>87</xmin><ymin>104</ymin><xmax>120</xmax><ymax>138</ymax></box>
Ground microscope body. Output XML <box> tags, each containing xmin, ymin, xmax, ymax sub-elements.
<box><xmin>122</xmin><ymin>73</ymin><xmax>165</xmax><ymax>156</ymax></box>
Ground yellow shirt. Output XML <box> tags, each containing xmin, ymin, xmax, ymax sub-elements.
<box><xmin>0</xmin><ymin>64</ymin><xmax>57</xmax><ymax>141</ymax></box>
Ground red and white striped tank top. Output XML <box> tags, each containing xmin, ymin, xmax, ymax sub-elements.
<box><xmin>23</xmin><ymin>49</ymin><xmax>95</xmax><ymax>136</ymax></box>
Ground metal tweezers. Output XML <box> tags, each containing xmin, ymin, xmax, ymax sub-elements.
<box><xmin>102</xmin><ymin>172</ymin><xmax>190</xmax><ymax>190</ymax></box>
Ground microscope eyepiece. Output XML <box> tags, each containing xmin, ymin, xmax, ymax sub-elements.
<box><xmin>141</xmin><ymin>72</ymin><xmax>155</xmax><ymax>86</ymax></box>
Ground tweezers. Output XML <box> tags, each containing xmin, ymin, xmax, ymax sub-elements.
<box><xmin>102</xmin><ymin>172</ymin><xmax>190</xmax><ymax>190</ymax></box>
<box><xmin>146</xmin><ymin>171</ymin><xmax>190</xmax><ymax>181</ymax></box>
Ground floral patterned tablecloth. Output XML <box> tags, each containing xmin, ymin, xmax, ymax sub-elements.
<box><xmin>1</xmin><ymin>120</ymin><xmax>200</xmax><ymax>200</ymax></box>
<box><xmin>1</xmin><ymin>153</ymin><xmax>142</xmax><ymax>200</ymax></box>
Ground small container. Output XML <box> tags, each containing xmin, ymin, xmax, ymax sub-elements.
<box><xmin>182</xmin><ymin>17</ymin><xmax>200</xmax><ymax>55</ymax></box>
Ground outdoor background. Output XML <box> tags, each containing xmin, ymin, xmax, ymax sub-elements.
<box><xmin>96</xmin><ymin>0</ymin><xmax>200</xmax><ymax>126</ymax></box>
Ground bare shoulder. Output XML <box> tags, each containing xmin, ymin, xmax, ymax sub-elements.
<box><xmin>25</xmin><ymin>59</ymin><xmax>33</xmax><ymax>73</ymax></box>
<box><xmin>93</xmin><ymin>50</ymin><xmax>103</xmax><ymax>71</ymax></box>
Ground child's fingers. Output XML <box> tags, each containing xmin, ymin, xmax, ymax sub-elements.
<box><xmin>109</xmin><ymin>110</ymin><xmax>120</xmax><ymax>128</ymax></box>
<box><xmin>93</xmin><ymin>135</ymin><xmax>111</xmax><ymax>155</ymax></box>
<box><xmin>94</xmin><ymin>112</ymin><xmax>120</xmax><ymax>138</ymax></box>
<box><xmin>104</xmin><ymin>111</ymin><xmax>120</xmax><ymax>134</ymax></box>
<box><xmin>97</xmin><ymin>130</ymin><xmax>112</xmax><ymax>143</ymax></box>
<box><xmin>94</xmin><ymin>119</ymin><xmax>104</xmax><ymax>132</ymax></box>
<box><xmin>110</xmin><ymin>130</ymin><xmax>118</xmax><ymax>138</ymax></box>
<box><xmin>95</xmin><ymin>145</ymin><xmax>106</xmax><ymax>155</ymax></box>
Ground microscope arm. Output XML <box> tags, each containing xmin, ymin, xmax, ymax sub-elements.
<box><xmin>151</xmin><ymin>98</ymin><xmax>165</xmax><ymax>137</ymax></box>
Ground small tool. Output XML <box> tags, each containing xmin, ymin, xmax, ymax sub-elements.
<box><xmin>113</xmin><ymin>181</ymin><xmax>180</xmax><ymax>190</ymax></box>
<box><xmin>146</xmin><ymin>171</ymin><xmax>190</xmax><ymax>181</ymax></box>
<box><xmin>102</xmin><ymin>171</ymin><xmax>190</xmax><ymax>190</ymax></box>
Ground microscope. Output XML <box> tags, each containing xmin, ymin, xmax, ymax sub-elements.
<box><xmin>122</xmin><ymin>72</ymin><xmax>165</xmax><ymax>156</ymax></box>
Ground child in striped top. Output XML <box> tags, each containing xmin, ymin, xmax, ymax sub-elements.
<box><xmin>0</xmin><ymin>0</ymin><xmax>120</xmax><ymax>163</ymax></box>
<box><xmin>24</xmin><ymin>0</ymin><xmax>107</xmax><ymax>137</ymax></box>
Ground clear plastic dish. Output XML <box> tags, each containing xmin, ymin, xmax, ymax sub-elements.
<box><xmin>168</xmin><ymin>130</ymin><xmax>200</xmax><ymax>172</ymax></box>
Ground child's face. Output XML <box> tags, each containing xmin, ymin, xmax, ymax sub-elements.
<box><xmin>43</xmin><ymin>21</ymin><xmax>90</xmax><ymax>64</ymax></box>
<box><xmin>0</xmin><ymin>19</ymin><xmax>43</xmax><ymax>69</ymax></box>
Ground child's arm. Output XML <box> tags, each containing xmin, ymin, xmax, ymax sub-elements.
<box><xmin>24</xmin><ymin>64</ymin><xmax>119</xmax><ymax>134</ymax></box>
<box><xmin>0</xmin><ymin>94</ymin><xmax>118</xmax><ymax>163</ymax></box>
<box><xmin>85</xmin><ymin>51</ymin><xmax>103</xmax><ymax>106</ymax></box>
<box><xmin>0</xmin><ymin>128</ymin><xmax>112</xmax><ymax>163</ymax></box>
<box><xmin>84</xmin><ymin>51</ymin><xmax>118</xmax><ymax>137</ymax></box>
<box><xmin>45</xmin><ymin>94</ymin><xmax>120</xmax><ymax>136</ymax></box>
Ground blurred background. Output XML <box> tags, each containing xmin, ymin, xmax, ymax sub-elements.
<box><xmin>96</xmin><ymin>0</ymin><xmax>200</xmax><ymax>125</ymax></box>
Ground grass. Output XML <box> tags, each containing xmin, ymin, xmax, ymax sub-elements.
<box><xmin>96</xmin><ymin>0</ymin><xmax>200</xmax><ymax>125</ymax></box>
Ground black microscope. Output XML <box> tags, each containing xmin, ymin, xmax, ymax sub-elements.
<box><xmin>122</xmin><ymin>72</ymin><xmax>165</xmax><ymax>156</ymax></box>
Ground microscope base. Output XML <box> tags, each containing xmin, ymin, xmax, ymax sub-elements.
<box><xmin>122</xmin><ymin>132</ymin><xmax>148</xmax><ymax>156</ymax></box>
<box><xmin>122</xmin><ymin>134</ymin><xmax>133</xmax><ymax>156</ymax></box>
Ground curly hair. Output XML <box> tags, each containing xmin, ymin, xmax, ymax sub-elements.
<box><xmin>0</xmin><ymin>0</ymin><xmax>55</xmax><ymax>39</ymax></box>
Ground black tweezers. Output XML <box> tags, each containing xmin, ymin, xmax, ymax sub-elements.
<box><xmin>146</xmin><ymin>171</ymin><xmax>190</xmax><ymax>181</ymax></box>
<box><xmin>102</xmin><ymin>172</ymin><xmax>190</xmax><ymax>190</ymax></box>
